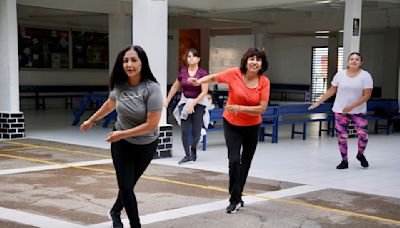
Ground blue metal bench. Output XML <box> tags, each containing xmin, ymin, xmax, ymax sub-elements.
<box><xmin>259</xmin><ymin>103</ymin><xmax>334</xmax><ymax>143</ymax></box>
<box><xmin>72</xmin><ymin>93</ymin><xmax>117</xmax><ymax>128</ymax></box>
<box><xmin>201</xmin><ymin>107</ymin><xmax>277</xmax><ymax>150</ymax></box>
<box><xmin>201</xmin><ymin>108</ymin><xmax>224</xmax><ymax>151</ymax></box>
<box><xmin>367</xmin><ymin>100</ymin><xmax>399</xmax><ymax>134</ymax></box>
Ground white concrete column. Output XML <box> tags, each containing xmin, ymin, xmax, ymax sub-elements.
<box><xmin>255</xmin><ymin>33</ymin><xmax>264</xmax><ymax>50</ymax></box>
<box><xmin>327</xmin><ymin>32</ymin><xmax>339</xmax><ymax>85</ymax></box>
<box><xmin>132</xmin><ymin>0</ymin><xmax>167</xmax><ymax>125</ymax></box>
<box><xmin>342</xmin><ymin>0</ymin><xmax>362</xmax><ymax>69</ymax></box>
<box><xmin>0</xmin><ymin>0</ymin><xmax>25</xmax><ymax>139</ymax></box>
<box><xmin>132</xmin><ymin>0</ymin><xmax>171</xmax><ymax>158</ymax></box>
<box><xmin>0</xmin><ymin>0</ymin><xmax>19</xmax><ymax>112</ymax></box>
<box><xmin>108</xmin><ymin>13</ymin><xmax>131</xmax><ymax>75</ymax></box>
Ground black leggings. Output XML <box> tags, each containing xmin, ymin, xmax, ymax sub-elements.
<box><xmin>223</xmin><ymin>118</ymin><xmax>260</xmax><ymax>204</ymax></box>
<box><xmin>111</xmin><ymin>139</ymin><xmax>157</xmax><ymax>228</ymax></box>
<box><xmin>180</xmin><ymin>104</ymin><xmax>205</xmax><ymax>158</ymax></box>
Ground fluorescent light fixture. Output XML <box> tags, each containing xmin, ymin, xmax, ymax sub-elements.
<box><xmin>315</xmin><ymin>35</ymin><xmax>329</xmax><ymax>39</ymax></box>
<box><xmin>315</xmin><ymin>30</ymin><xmax>330</xmax><ymax>34</ymax></box>
<box><xmin>316</xmin><ymin>0</ymin><xmax>332</xmax><ymax>4</ymax></box>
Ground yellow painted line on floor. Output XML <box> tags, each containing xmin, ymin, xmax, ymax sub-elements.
<box><xmin>1</xmin><ymin>153</ymin><xmax>399</xmax><ymax>225</ymax></box>
<box><xmin>3</xmin><ymin>141</ymin><xmax>110</xmax><ymax>158</ymax></box>
<box><xmin>0</xmin><ymin>146</ymin><xmax>41</xmax><ymax>152</ymax></box>
<box><xmin>246</xmin><ymin>194</ymin><xmax>400</xmax><ymax>225</ymax></box>
<box><xmin>0</xmin><ymin>154</ymin><xmax>112</xmax><ymax>173</ymax></box>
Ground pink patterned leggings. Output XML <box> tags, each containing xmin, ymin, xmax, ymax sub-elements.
<box><xmin>334</xmin><ymin>113</ymin><xmax>368</xmax><ymax>161</ymax></box>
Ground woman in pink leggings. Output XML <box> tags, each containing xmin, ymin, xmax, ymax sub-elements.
<box><xmin>309</xmin><ymin>52</ymin><xmax>373</xmax><ymax>169</ymax></box>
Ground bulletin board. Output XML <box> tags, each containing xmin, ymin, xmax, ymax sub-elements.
<box><xmin>72</xmin><ymin>31</ymin><xmax>109</xmax><ymax>69</ymax></box>
<box><xmin>18</xmin><ymin>26</ymin><xmax>69</xmax><ymax>68</ymax></box>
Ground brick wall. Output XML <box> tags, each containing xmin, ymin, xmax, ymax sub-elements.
<box><xmin>155</xmin><ymin>124</ymin><xmax>173</xmax><ymax>158</ymax></box>
<box><xmin>0</xmin><ymin>112</ymin><xmax>25</xmax><ymax>139</ymax></box>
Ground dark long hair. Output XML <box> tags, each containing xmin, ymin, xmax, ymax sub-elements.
<box><xmin>240</xmin><ymin>48</ymin><xmax>268</xmax><ymax>75</ymax></box>
<box><xmin>109</xmin><ymin>45</ymin><xmax>158</xmax><ymax>90</ymax></box>
<box><xmin>183</xmin><ymin>48</ymin><xmax>200</xmax><ymax>66</ymax></box>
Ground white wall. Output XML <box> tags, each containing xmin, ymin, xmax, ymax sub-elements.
<box><xmin>208</xmin><ymin>34</ymin><xmax>255</xmax><ymax>91</ymax></box>
<box><xmin>263</xmin><ymin>33</ymin><xmax>391</xmax><ymax>92</ymax></box>
<box><xmin>359</xmin><ymin>33</ymin><xmax>384</xmax><ymax>87</ymax></box>
<box><xmin>265</xmin><ymin>37</ymin><xmax>327</xmax><ymax>85</ymax></box>
<box><xmin>19</xmin><ymin>69</ymin><xmax>108</xmax><ymax>85</ymax></box>
<box><xmin>209</xmin><ymin>34</ymin><xmax>255</xmax><ymax>74</ymax></box>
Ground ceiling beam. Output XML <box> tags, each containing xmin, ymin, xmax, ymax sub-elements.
<box><xmin>16</xmin><ymin>0</ymin><xmax>127</xmax><ymax>14</ymax></box>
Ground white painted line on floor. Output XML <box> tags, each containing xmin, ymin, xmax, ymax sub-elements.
<box><xmin>0</xmin><ymin>159</ymin><xmax>112</xmax><ymax>175</ymax></box>
<box><xmin>0</xmin><ymin>206</ymin><xmax>86</xmax><ymax>228</ymax></box>
<box><xmin>90</xmin><ymin>185</ymin><xmax>326</xmax><ymax>227</ymax></box>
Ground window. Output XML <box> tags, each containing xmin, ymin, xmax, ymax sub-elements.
<box><xmin>311</xmin><ymin>47</ymin><xmax>343</xmax><ymax>102</ymax></box>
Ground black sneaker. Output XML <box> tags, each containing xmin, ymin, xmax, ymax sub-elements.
<box><xmin>240</xmin><ymin>200</ymin><xmax>244</xmax><ymax>207</ymax></box>
<box><xmin>178</xmin><ymin>156</ymin><xmax>192</xmax><ymax>165</ymax></box>
<box><xmin>336</xmin><ymin>160</ymin><xmax>348</xmax><ymax>169</ymax></box>
<box><xmin>356</xmin><ymin>154</ymin><xmax>369</xmax><ymax>168</ymax></box>
<box><xmin>107</xmin><ymin>210</ymin><xmax>123</xmax><ymax>228</ymax></box>
<box><xmin>226</xmin><ymin>202</ymin><xmax>241</xmax><ymax>214</ymax></box>
<box><xmin>192</xmin><ymin>156</ymin><xmax>197</xmax><ymax>162</ymax></box>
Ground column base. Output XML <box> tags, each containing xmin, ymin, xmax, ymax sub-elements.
<box><xmin>0</xmin><ymin>111</ymin><xmax>25</xmax><ymax>139</ymax></box>
<box><xmin>155</xmin><ymin>124</ymin><xmax>173</xmax><ymax>159</ymax></box>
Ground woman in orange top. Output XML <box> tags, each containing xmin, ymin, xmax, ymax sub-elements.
<box><xmin>190</xmin><ymin>48</ymin><xmax>270</xmax><ymax>214</ymax></box>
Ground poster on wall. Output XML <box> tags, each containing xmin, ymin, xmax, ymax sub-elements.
<box><xmin>18</xmin><ymin>27</ymin><xmax>69</xmax><ymax>68</ymax></box>
<box><xmin>209</xmin><ymin>35</ymin><xmax>255</xmax><ymax>91</ymax></box>
<box><xmin>353</xmin><ymin>18</ymin><xmax>360</xmax><ymax>36</ymax></box>
<box><xmin>179</xmin><ymin>29</ymin><xmax>200</xmax><ymax>69</ymax></box>
<box><xmin>72</xmin><ymin>31</ymin><xmax>109</xmax><ymax>69</ymax></box>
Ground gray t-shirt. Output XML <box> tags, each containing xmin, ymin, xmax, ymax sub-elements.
<box><xmin>109</xmin><ymin>81</ymin><xmax>163</xmax><ymax>144</ymax></box>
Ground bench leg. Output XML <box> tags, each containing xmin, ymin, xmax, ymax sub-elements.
<box><xmin>259</xmin><ymin>127</ymin><xmax>264</xmax><ymax>142</ymax></box>
<box><xmin>202</xmin><ymin>135</ymin><xmax>206</xmax><ymax>151</ymax></box>
<box><xmin>272</xmin><ymin>124</ymin><xmax>278</xmax><ymax>143</ymax></box>
<box><xmin>386</xmin><ymin>119</ymin><xmax>391</xmax><ymax>135</ymax></box>
<box><xmin>303</xmin><ymin>123</ymin><xmax>307</xmax><ymax>140</ymax></box>
<box><xmin>291</xmin><ymin>124</ymin><xmax>295</xmax><ymax>139</ymax></box>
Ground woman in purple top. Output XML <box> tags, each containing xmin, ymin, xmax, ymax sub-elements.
<box><xmin>164</xmin><ymin>48</ymin><xmax>209</xmax><ymax>164</ymax></box>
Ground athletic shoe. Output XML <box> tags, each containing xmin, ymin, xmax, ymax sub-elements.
<box><xmin>107</xmin><ymin>210</ymin><xmax>123</xmax><ymax>228</ymax></box>
<box><xmin>240</xmin><ymin>200</ymin><xmax>244</xmax><ymax>207</ymax></box>
<box><xmin>356</xmin><ymin>154</ymin><xmax>369</xmax><ymax>168</ymax></box>
<box><xmin>226</xmin><ymin>202</ymin><xmax>241</xmax><ymax>214</ymax></box>
<box><xmin>178</xmin><ymin>156</ymin><xmax>192</xmax><ymax>165</ymax></box>
<box><xmin>336</xmin><ymin>160</ymin><xmax>348</xmax><ymax>169</ymax></box>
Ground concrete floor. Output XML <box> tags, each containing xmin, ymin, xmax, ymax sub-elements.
<box><xmin>0</xmin><ymin>108</ymin><xmax>399</xmax><ymax>227</ymax></box>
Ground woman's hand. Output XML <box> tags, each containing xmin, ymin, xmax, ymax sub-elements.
<box><xmin>308</xmin><ymin>102</ymin><xmax>320</xmax><ymax>110</ymax></box>
<box><xmin>226</xmin><ymin>104</ymin><xmax>241</xmax><ymax>113</ymax></box>
<box><xmin>343</xmin><ymin>105</ymin><xmax>354</xmax><ymax>113</ymax></box>
<box><xmin>188</xmin><ymin>77</ymin><xmax>200</xmax><ymax>86</ymax></box>
<box><xmin>163</xmin><ymin>100</ymin><xmax>169</xmax><ymax>108</ymax></box>
<box><xmin>186</xmin><ymin>102</ymin><xmax>195</xmax><ymax>114</ymax></box>
<box><xmin>106</xmin><ymin>130</ymin><xmax>124</xmax><ymax>143</ymax></box>
<box><xmin>80</xmin><ymin>119</ymin><xmax>95</xmax><ymax>132</ymax></box>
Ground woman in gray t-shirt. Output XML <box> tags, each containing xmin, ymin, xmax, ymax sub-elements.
<box><xmin>80</xmin><ymin>45</ymin><xmax>163</xmax><ymax>228</ymax></box>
